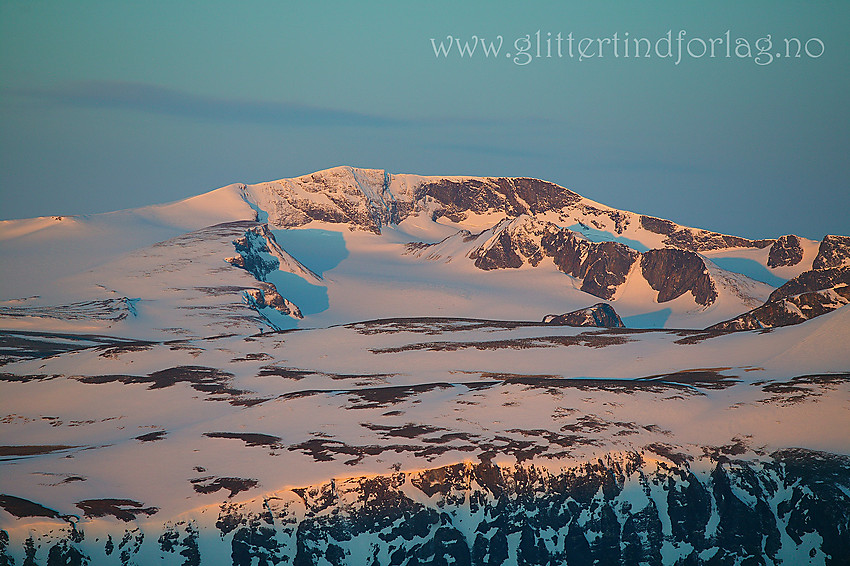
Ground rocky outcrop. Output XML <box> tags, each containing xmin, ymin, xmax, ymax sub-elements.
<box><xmin>638</xmin><ymin>214</ymin><xmax>677</xmax><ymax>236</ymax></box>
<box><xmin>709</xmin><ymin>289</ymin><xmax>849</xmax><ymax>330</ymax></box>
<box><xmin>813</xmin><ymin>235</ymin><xmax>850</xmax><ymax>269</ymax></box>
<box><xmin>710</xmin><ymin>266</ymin><xmax>850</xmax><ymax>330</ymax></box>
<box><xmin>767</xmin><ymin>234</ymin><xmax>804</xmax><ymax>267</ymax></box>
<box><xmin>467</xmin><ymin>216</ymin><xmax>554</xmax><ymax>270</ymax></box>
<box><xmin>639</xmin><ymin>215</ymin><xmax>773</xmax><ymax>252</ymax></box>
<box><xmin>470</xmin><ymin>221</ymin><xmax>721</xmax><ymax>307</ymax></box>
<box><xmin>641</xmin><ymin>248</ymin><xmax>717</xmax><ymax>306</ymax></box>
<box><xmin>244</xmin><ymin>284</ymin><xmax>303</xmax><ymax>319</ymax></box>
<box><xmin>543</xmin><ymin>302</ymin><xmax>624</xmax><ymax>328</ymax></box>
<box><xmin>471</xmin><ymin>229</ymin><xmax>524</xmax><ymax>270</ymax></box>
<box><xmin>225</xmin><ymin>225</ymin><xmax>320</xmax><ymax>283</ymax></box>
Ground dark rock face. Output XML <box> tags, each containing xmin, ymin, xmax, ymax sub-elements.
<box><xmin>472</xmin><ymin>230</ymin><xmax>525</xmax><ymax>270</ymax></box>
<box><xmin>639</xmin><ymin>215</ymin><xmax>677</xmax><ymax>235</ymax></box>
<box><xmin>768</xmin><ymin>234</ymin><xmax>804</xmax><ymax>267</ymax></box>
<box><xmin>768</xmin><ymin>265</ymin><xmax>850</xmax><ymax>303</ymax></box>
<box><xmin>499</xmin><ymin>177</ymin><xmax>584</xmax><ymax>214</ymax></box>
<box><xmin>421</xmin><ymin>177</ymin><xmax>582</xmax><ymax>223</ymax></box>
<box><xmin>641</xmin><ymin>248</ymin><xmax>718</xmax><ymax>306</ymax></box>
<box><xmin>465</xmin><ymin>217</ymin><xmax>551</xmax><ymax>270</ymax></box>
<box><xmin>540</xmin><ymin>227</ymin><xmax>588</xmax><ymax>274</ymax></box>
<box><xmin>543</xmin><ymin>303</ymin><xmax>625</xmax><ymax>328</ymax></box>
<box><xmin>413</xmin><ymin>219</ymin><xmax>642</xmax><ymax>302</ymax></box>
<box><xmin>541</xmin><ymin>229</ymin><xmax>639</xmax><ymax>300</ymax></box>
<box><xmin>709</xmin><ymin>289</ymin><xmax>850</xmax><ymax>330</ymax></box>
<box><xmin>420</xmin><ymin>179</ymin><xmax>504</xmax><ymax>222</ymax></box>
<box><xmin>710</xmin><ymin>266</ymin><xmax>850</xmax><ymax>330</ymax></box>
<box><xmin>200</xmin><ymin>452</ymin><xmax>847</xmax><ymax>565</ymax></box>
<box><xmin>813</xmin><ymin>235</ymin><xmax>850</xmax><ymax>269</ymax></box>
<box><xmin>639</xmin><ymin>216</ymin><xmax>773</xmax><ymax>252</ymax></box>
<box><xmin>578</xmin><ymin>242</ymin><xmax>640</xmax><ymax>300</ymax></box>
<box><xmin>254</xmin><ymin>450</ymin><xmax>850</xmax><ymax>566</ymax></box>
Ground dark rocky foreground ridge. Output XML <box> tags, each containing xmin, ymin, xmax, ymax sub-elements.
<box><xmin>1</xmin><ymin>449</ymin><xmax>848</xmax><ymax>565</ymax></box>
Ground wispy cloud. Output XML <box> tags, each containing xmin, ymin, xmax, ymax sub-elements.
<box><xmin>5</xmin><ymin>80</ymin><xmax>542</xmax><ymax>131</ymax></box>
<box><xmin>9</xmin><ymin>80</ymin><xmax>405</xmax><ymax>128</ymax></box>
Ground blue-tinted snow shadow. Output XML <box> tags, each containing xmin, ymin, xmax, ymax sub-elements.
<box><xmin>272</xmin><ymin>229</ymin><xmax>348</xmax><ymax>276</ymax></box>
<box><xmin>261</xmin><ymin>229</ymin><xmax>349</xmax><ymax>326</ymax></box>
<box><xmin>566</xmin><ymin>224</ymin><xmax>649</xmax><ymax>252</ymax></box>
<box><xmin>265</xmin><ymin>271</ymin><xmax>330</xmax><ymax>317</ymax></box>
<box><xmin>709</xmin><ymin>257</ymin><xmax>787</xmax><ymax>288</ymax></box>
<box><xmin>621</xmin><ymin>308</ymin><xmax>672</xmax><ymax>329</ymax></box>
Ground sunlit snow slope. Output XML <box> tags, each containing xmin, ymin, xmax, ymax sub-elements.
<box><xmin>1</xmin><ymin>166</ymin><xmax>849</xmax><ymax>565</ymax></box>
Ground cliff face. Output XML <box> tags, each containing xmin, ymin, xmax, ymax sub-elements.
<box><xmin>640</xmin><ymin>248</ymin><xmax>718</xmax><ymax>307</ymax></box>
<box><xmin>767</xmin><ymin>234</ymin><xmax>804</xmax><ymax>268</ymax></box>
<box><xmin>421</xmin><ymin>177</ymin><xmax>584</xmax><ymax>223</ymax></box>
<box><xmin>467</xmin><ymin>217</ymin><xmax>641</xmax><ymax>302</ymax></box>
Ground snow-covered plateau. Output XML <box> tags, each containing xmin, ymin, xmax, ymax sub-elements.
<box><xmin>1</xmin><ymin>166</ymin><xmax>848</xmax><ymax>565</ymax></box>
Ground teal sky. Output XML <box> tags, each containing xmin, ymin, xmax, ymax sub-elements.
<box><xmin>1</xmin><ymin>1</ymin><xmax>848</xmax><ymax>240</ymax></box>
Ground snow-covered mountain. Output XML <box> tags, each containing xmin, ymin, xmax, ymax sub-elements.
<box><xmin>1</xmin><ymin>166</ymin><xmax>848</xmax><ymax>565</ymax></box>
<box><xmin>0</xmin><ymin>166</ymin><xmax>842</xmax><ymax>338</ymax></box>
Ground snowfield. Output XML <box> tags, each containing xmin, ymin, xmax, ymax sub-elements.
<box><xmin>1</xmin><ymin>167</ymin><xmax>848</xmax><ymax>564</ymax></box>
